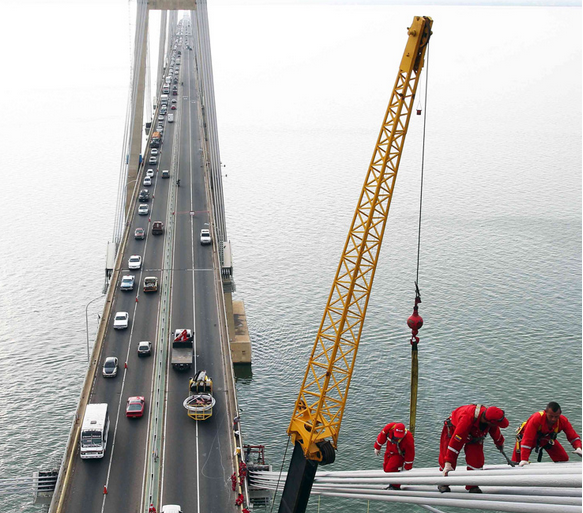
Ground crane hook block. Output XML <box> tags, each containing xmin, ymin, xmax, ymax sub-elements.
<box><xmin>407</xmin><ymin>306</ymin><xmax>423</xmax><ymax>344</ymax></box>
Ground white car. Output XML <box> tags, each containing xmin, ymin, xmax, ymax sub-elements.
<box><xmin>128</xmin><ymin>255</ymin><xmax>142</xmax><ymax>269</ymax></box>
<box><xmin>143</xmin><ymin>176</ymin><xmax>152</xmax><ymax>186</ymax></box>
<box><xmin>200</xmin><ymin>229</ymin><xmax>211</xmax><ymax>245</ymax></box>
<box><xmin>161</xmin><ymin>506</ymin><xmax>182</xmax><ymax>513</ymax></box>
<box><xmin>146</xmin><ymin>169</ymin><xmax>155</xmax><ymax>178</ymax></box>
<box><xmin>151</xmin><ymin>148</ymin><xmax>159</xmax><ymax>156</ymax></box>
<box><xmin>120</xmin><ymin>275</ymin><xmax>135</xmax><ymax>291</ymax></box>
<box><xmin>138</xmin><ymin>204</ymin><xmax>149</xmax><ymax>216</ymax></box>
<box><xmin>113</xmin><ymin>312</ymin><xmax>129</xmax><ymax>330</ymax></box>
<box><xmin>137</xmin><ymin>341</ymin><xmax>152</xmax><ymax>356</ymax></box>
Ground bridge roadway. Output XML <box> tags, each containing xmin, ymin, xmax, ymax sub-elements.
<box><xmin>61</xmin><ymin>29</ymin><xmax>237</xmax><ymax>513</ymax></box>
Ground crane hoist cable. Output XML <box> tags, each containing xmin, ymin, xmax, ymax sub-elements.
<box><xmin>408</xmin><ymin>40</ymin><xmax>431</xmax><ymax>438</ymax></box>
<box><xmin>278</xmin><ymin>16</ymin><xmax>433</xmax><ymax>513</ymax></box>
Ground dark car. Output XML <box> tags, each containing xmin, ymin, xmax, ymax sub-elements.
<box><xmin>152</xmin><ymin>221</ymin><xmax>164</xmax><ymax>235</ymax></box>
<box><xmin>139</xmin><ymin>189</ymin><xmax>150</xmax><ymax>202</ymax></box>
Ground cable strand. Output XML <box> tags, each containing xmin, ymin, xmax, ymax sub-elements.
<box><xmin>415</xmin><ymin>41</ymin><xmax>430</xmax><ymax>287</ymax></box>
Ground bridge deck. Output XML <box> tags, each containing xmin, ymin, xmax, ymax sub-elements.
<box><xmin>55</xmin><ymin>16</ymin><xmax>238</xmax><ymax>513</ymax></box>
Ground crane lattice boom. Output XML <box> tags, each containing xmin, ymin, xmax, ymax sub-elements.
<box><xmin>287</xmin><ymin>16</ymin><xmax>433</xmax><ymax>464</ymax></box>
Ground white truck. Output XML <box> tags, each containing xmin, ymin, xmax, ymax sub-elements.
<box><xmin>171</xmin><ymin>329</ymin><xmax>193</xmax><ymax>371</ymax></box>
<box><xmin>80</xmin><ymin>403</ymin><xmax>109</xmax><ymax>459</ymax></box>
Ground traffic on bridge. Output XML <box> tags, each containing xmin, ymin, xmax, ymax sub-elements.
<box><xmin>57</xmin><ymin>16</ymin><xmax>238</xmax><ymax>513</ymax></box>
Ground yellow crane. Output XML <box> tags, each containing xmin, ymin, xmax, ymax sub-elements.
<box><xmin>278</xmin><ymin>16</ymin><xmax>433</xmax><ymax>513</ymax></box>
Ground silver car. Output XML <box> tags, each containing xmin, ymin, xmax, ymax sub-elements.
<box><xmin>102</xmin><ymin>357</ymin><xmax>119</xmax><ymax>377</ymax></box>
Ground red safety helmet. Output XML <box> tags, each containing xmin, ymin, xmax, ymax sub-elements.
<box><xmin>485</xmin><ymin>406</ymin><xmax>509</xmax><ymax>428</ymax></box>
<box><xmin>393</xmin><ymin>423</ymin><xmax>406</xmax><ymax>438</ymax></box>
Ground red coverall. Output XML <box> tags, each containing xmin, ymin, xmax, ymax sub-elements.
<box><xmin>374</xmin><ymin>423</ymin><xmax>415</xmax><ymax>489</ymax></box>
<box><xmin>439</xmin><ymin>404</ymin><xmax>505</xmax><ymax>486</ymax></box>
<box><xmin>512</xmin><ymin>411</ymin><xmax>582</xmax><ymax>462</ymax></box>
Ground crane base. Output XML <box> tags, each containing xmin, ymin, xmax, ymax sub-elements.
<box><xmin>278</xmin><ymin>442</ymin><xmax>319</xmax><ymax>513</ymax></box>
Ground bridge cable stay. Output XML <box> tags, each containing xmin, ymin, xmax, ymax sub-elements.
<box><xmin>110</xmin><ymin>0</ymin><xmax>135</xmax><ymax>244</ymax></box>
<box><xmin>112</xmin><ymin>0</ymin><xmax>149</xmax><ymax>245</ymax></box>
<box><xmin>407</xmin><ymin>37</ymin><xmax>431</xmax><ymax>438</ymax></box>
<box><xmin>251</xmin><ymin>462</ymin><xmax>582</xmax><ymax>512</ymax></box>
<box><xmin>112</xmin><ymin>8</ymin><xmax>138</xmax><ymax>245</ymax></box>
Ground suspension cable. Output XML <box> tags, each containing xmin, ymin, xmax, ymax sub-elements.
<box><xmin>408</xmin><ymin>40</ymin><xmax>430</xmax><ymax>437</ymax></box>
<box><xmin>416</xmin><ymin>41</ymin><xmax>430</xmax><ymax>286</ymax></box>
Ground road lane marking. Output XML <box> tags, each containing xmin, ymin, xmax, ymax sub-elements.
<box><xmin>100</xmin><ymin>151</ymin><xmax>167</xmax><ymax>513</ymax></box>
<box><xmin>187</xmin><ymin>49</ymin><xmax>202</xmax><ymax>513</ymax></box>
<box><xmin>144</xmin><ymin>67</ymin><xmax>183</xmax><ymax>512</ymax></box>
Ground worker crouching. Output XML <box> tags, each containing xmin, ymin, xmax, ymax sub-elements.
<box><xmin>512</xmin><ymin>401</ymin><xmax>582</xmax><ymax>465</ymax></box>
<box><xmin>373</xmin><ymin>422</ymin><xmax>415</xmax><ymax>490</ymax></box>
<box><xmin>438</xmin><ymin>404</ymin><xmax>509</xmax><ymax>494</ymax></box>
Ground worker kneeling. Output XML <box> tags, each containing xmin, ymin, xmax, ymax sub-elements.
<box><xmin>438</xmin><ymin>404</ymin><xmax>509</xmax><ymax>494</ymax></box>
<box><xmin>512</xmin><ymin>401</ymin><xmax>582</xmax><ymax>466</ymax></box>
<box><xmin>373</xmin><ymin>422</ymin><xmax>415</xmax><ymax>490</ymax></box>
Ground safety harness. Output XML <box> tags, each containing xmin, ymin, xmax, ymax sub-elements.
<box><xmin>445</xmin><ymin>404</ymin><xmax>486</xmax><ymax>444</ymax></box>
<box><xmin>390</xmin><ymin>427</ymin><xmax>409</xmax><ymax>457</ymax></box>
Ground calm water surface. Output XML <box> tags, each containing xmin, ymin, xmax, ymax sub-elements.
<box><xmin>0</xmin><ymin>2</ymin><xmax>580</xmax><ymax>512</ymax></box>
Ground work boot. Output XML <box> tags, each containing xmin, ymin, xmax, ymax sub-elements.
<box><xmin>437</xmin><ymin>485</ymin><xmax>451</xmax><ymax>493</ymax></box>
<box><xmin>468</xmin><ymin>486</ymin><xmax>482</xmax><ymax>493</ymax></box>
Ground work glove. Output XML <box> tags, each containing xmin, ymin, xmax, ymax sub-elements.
<box><xmin>574</xmin><ymin>447</ymin><xmax>582</xmax><ymax>456</ymax></box>
<box><xmin>443</xmin><ymin>462</ymin><xmax>454</xmax><ymax>476</ymax></box>
<box><xmin>519</xmin><ymin>460</ymin><xmax>529</xmax><ymax>467</ymax></box>
<box><xmin>374</xmin><ymin>448</ymin><xmax>381</xmax><ymax>456</ymax></box>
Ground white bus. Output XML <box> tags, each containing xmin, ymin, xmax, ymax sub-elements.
<box><xmin>80</xmin><ymin>403</ymin><xmax>110</xmax><ymax>459</ymax></box>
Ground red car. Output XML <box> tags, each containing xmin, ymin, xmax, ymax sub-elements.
<box><xmin>126</xmin><ymin>396</ymin><xmax>145</xmax><ymax>418</ymax></box>
<box><xmin>171</xmin><ymin>105</ymin><xmax>177</xmax><ymax>110</ymax></box>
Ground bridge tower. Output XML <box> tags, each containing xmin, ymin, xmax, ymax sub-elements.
<box><xmin>120</xmin><ymin>0</ymin><xmax>244</xmax><ymax>360</ymax></box>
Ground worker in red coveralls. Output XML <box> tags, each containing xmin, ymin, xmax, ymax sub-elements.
<box><xmin>438</xmin><ymin>404</ymin><xmax>509</xmax><ymax>494</ymax></box>
<box><xmin>373</xmin><ymin>422</ymin><xmax>415</xmax><ymax>490</ymax></box>
<box><xmin>512</xmin><ymin>401</ymin><xmax>582</xmax><ymax>465</ymax></box>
